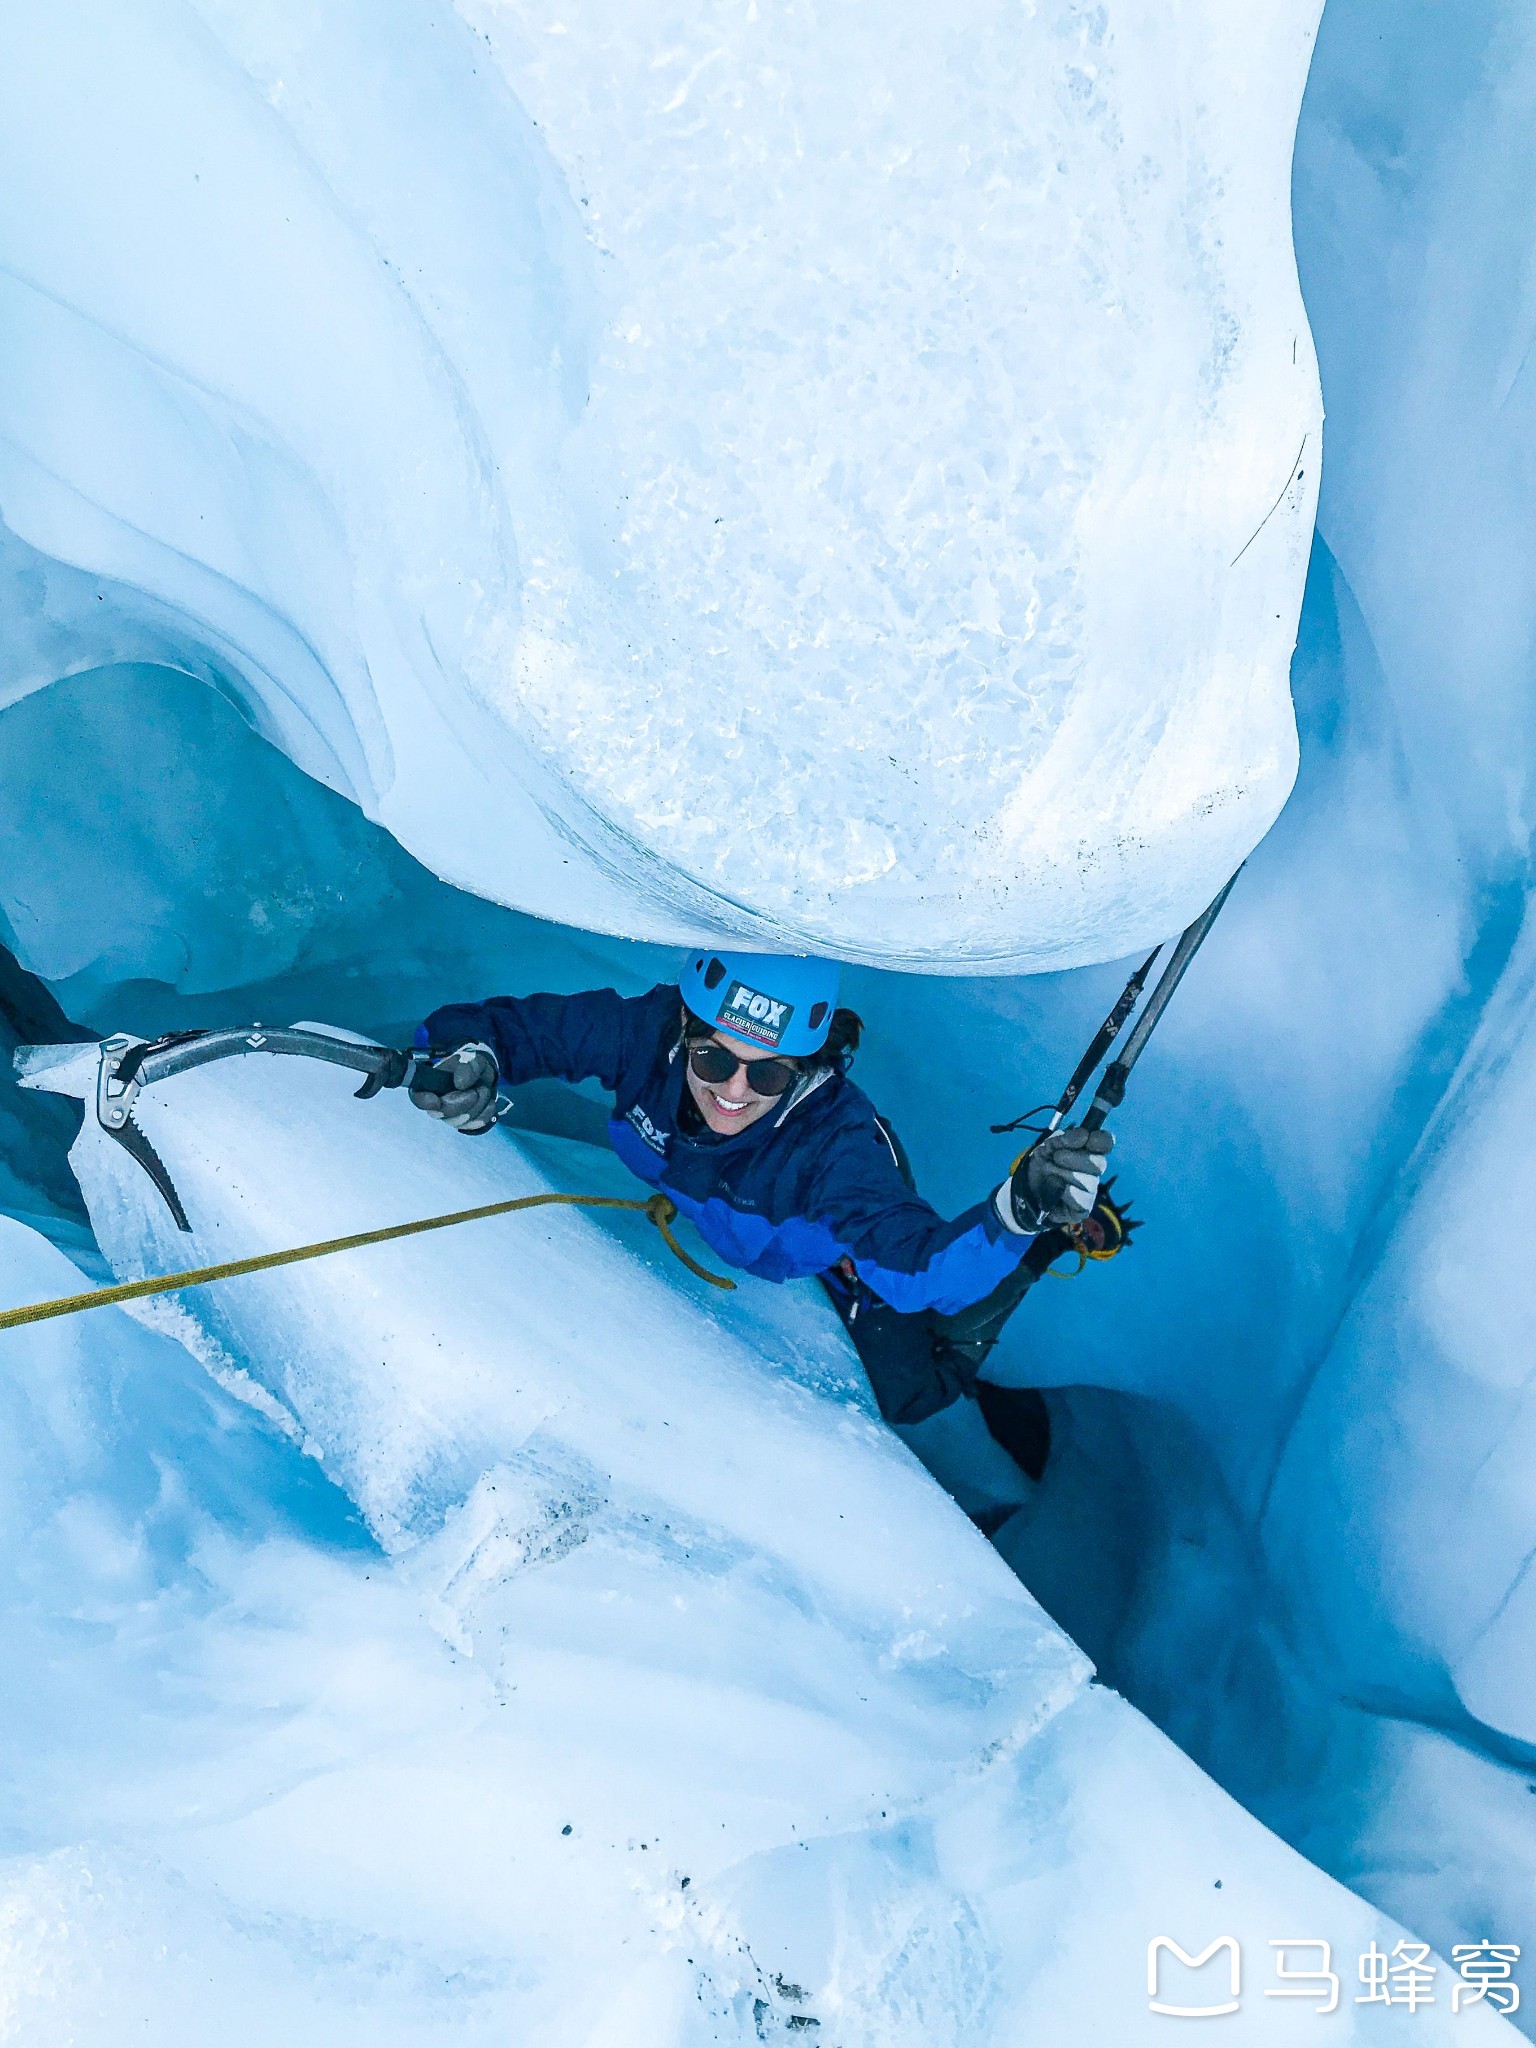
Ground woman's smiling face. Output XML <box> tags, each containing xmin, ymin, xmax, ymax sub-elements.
<box><xmin>681</xmin><ymin>1013</ymin><xmax>799</xmax><ymax>1135</ymax></box>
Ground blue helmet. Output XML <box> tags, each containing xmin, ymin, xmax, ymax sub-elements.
<box><xmin>679</xmin><ymin>949</ymin><xmax>843</xmax><ymax>1057</ymax></box>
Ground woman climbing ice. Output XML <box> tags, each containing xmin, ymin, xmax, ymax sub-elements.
<box><xmin>412</xmin><ymin>950</ymin><xmax>1121</xmax><ymax>1497</ymax></box>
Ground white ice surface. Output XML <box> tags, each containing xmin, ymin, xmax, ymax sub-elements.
<box><xmin>9</xmin><ymin>1048</ymin><xmax>1508</xmax><ymax>2044</ymax></box>
<box><xmin>0</xmin><ymin>0</ymin><xmax>1320</xmax><ymax>969</ymax></box>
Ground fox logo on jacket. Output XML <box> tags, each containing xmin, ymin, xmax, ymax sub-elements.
<box><xmin>717</xmin><ymin>980</ymin><xmax>794</xmax><ymax>1048</ymax></box>
<box><xmin>625</xmin><ymin>1103</ymin><xmax>669</xmax><ymax>1154</ymax></box>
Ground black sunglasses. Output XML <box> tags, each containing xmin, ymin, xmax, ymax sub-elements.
<box><xmin>686</xmin><ymin>1037</ymin><xmax>801</xmax><ymax>1099</ymax></box>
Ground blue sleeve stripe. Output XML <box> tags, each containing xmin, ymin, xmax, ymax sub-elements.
<box><xmin>852</xmin><ymin>1219</ymin><xmax>1029</xmax><ymax>1316</ymax></box>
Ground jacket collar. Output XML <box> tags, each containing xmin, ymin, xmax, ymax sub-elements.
<box><xmin>773</xmin><ymin>1062</ymin><xmax>837</xmax><ymax>1128</ymax></box>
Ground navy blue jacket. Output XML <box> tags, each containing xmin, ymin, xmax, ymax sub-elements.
<box><xmin>422</xmin><ymin>984</ymin><xmax>1032</xmax><ymax>1314</ymax></box>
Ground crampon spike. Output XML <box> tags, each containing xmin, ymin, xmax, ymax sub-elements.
<box><xmin>1069</xmin><ymin>1178</ymin><xmax>1140</xmax><ymax>1261</ymax></box>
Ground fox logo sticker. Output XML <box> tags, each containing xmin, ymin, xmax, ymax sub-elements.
<box><xmin>625</xmin><ymin>1103</ymin><xmax>669</xmax><ymax>1154</ymax></box>
<box><xmin>717</xmin><ymin>980</ymin><xmax>794</xmax><ymax>1048</ymax></box>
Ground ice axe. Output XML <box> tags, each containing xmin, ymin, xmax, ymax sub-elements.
<box><xmin>1077</xmin><ymin>869</ymin><xmax>1242</xmax><ymax>1133</ymax></box>
<box><xmin>93</xmin><ymin>1024</ymin><xmax>428</xmax><ymax>1231</ymax></box>
<box><xmin>990</xmin><ymin>946</ymin><xmax>1162</xmax><ymax>1138</ymax></box>
<box><xmin>993</xmin><ymin>869</ymin><xmax>1241</xmax><ymax>1144</ymax></box>
<box><xmin>989</xmin><ymin>869</ymin><xmax>1242</xmax><ymax>1270</ymax></box>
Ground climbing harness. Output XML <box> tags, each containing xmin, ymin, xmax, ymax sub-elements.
<box><xmin>0</xmin><ymin>1187</ymin><xmax>733</xmax><ymax>1335</ymax></box>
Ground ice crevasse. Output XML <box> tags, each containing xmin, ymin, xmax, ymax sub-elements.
<box><xmin>1</xmin><ymin>0</ymin><xmax>1495</xmax><ymax>2039</ymax></box>
<box><xmin>0</xmin><ymin>0</ymin><xmax>1320</xmax><ymax>968</ymax></box>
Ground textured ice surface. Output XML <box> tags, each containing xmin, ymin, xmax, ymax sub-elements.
<box><xmin>9</xmin><ymin>1057</ymin><xmax>1506</xmax><ymax>2044</ymax></box>
<box><xmin>0</xmin><ymin>0</ymin><xmax>1320</xmax><ymax>968</ymax></box>
<box><xmin>1261</xmin><ymin>908</ymin><xmax>1536</xmax><ymax>1747</ymax></box>
<box><xmin>1251</xmin><ymin>0</ymin><xmax>1536</xmax><ymax>1832</ymax></box>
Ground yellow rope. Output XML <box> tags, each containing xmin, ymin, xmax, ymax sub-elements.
<box><xmin>0</xmin><ymin>1188</ymin><xmax>734</xmax><ymax>1334</ymax></box>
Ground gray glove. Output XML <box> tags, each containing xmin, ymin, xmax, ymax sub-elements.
<box><xmin>1006</xmin><ymin>1126</ymin><xmax>1114</xmax><ymax>1232</ymax></box>
<box><xmin>408</xmin><ymin>1042</ymin><xmax>500</xmax><ymax>1135</ymax></box>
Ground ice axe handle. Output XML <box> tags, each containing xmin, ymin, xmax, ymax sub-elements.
<box><xmin>402</xmin><ymin>1054</ymin><xmax>456</xmax><ymax>1099</ymax></box>
<box><xmin>1074</xmin><ymin>869</ymin><xmax>1241</xmax><ymax>1134</ymax></box>
<box><xmin>1078</xmin><ymin>1061</ymin><xmax>1127</xmax><ymax>1134</ymax></box>
<box><xmin>401</xmin><ymin>1050</ymin><xmax>515</xmax><ymax>1131</ymax></box>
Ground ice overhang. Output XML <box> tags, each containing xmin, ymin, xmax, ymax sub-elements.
<box><xmin>0</xmin><ymin>0</ymin><xmax>1322</xmax><ymax>971</ymax></box>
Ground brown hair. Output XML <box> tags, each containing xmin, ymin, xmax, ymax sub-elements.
<box><xmin>823</xmin><ymin>1007</ymin><xmax>864</xmax><ymax>1065</ymax></box>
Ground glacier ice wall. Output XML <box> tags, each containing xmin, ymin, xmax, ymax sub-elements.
<box><xmin>0</xmin><ymin>0</ymin><xmax>1321</xmax><ymax>969</ymax></box>
<box><xmin>1260</xmin><ymin>0</ymin><xmax>1536</xmax><ymax>1806</ymax></box>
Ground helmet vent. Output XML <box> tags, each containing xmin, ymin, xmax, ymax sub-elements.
<box><xmin>809</xmin><ymin>1001</ymin><xmax>828</xmax><ymax>1029</ymax></box>
<box><xmin>703</xmin><ymin>957</ymin><xmax>727</xmax><ymax>990</ymax></box>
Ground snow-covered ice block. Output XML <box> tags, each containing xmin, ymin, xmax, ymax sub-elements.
<box><xmin>0</xmin><ymin>0</ymin><xmax>1320</xmax><ymax>969</ymax></box>
<box><xmin>25</xmin><ymin>1039</ymin><xmax>1089</xmax><ymax>1800</ymax></box>
<box><xmin>14</xmin><ymin>1045</ymin><xmax>1517</xmax><ymax>2042</ymax></box>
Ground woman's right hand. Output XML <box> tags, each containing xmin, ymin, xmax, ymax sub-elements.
<box><xmin>1008</xmin><ymin>1126</ymin><xmax>1113</xmax><ymax>1232</ymax></box>
<box><xmin>408</xmin><ymin>1042</ymin><xmax>500</xmax><ymax>1134</ymax></box>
